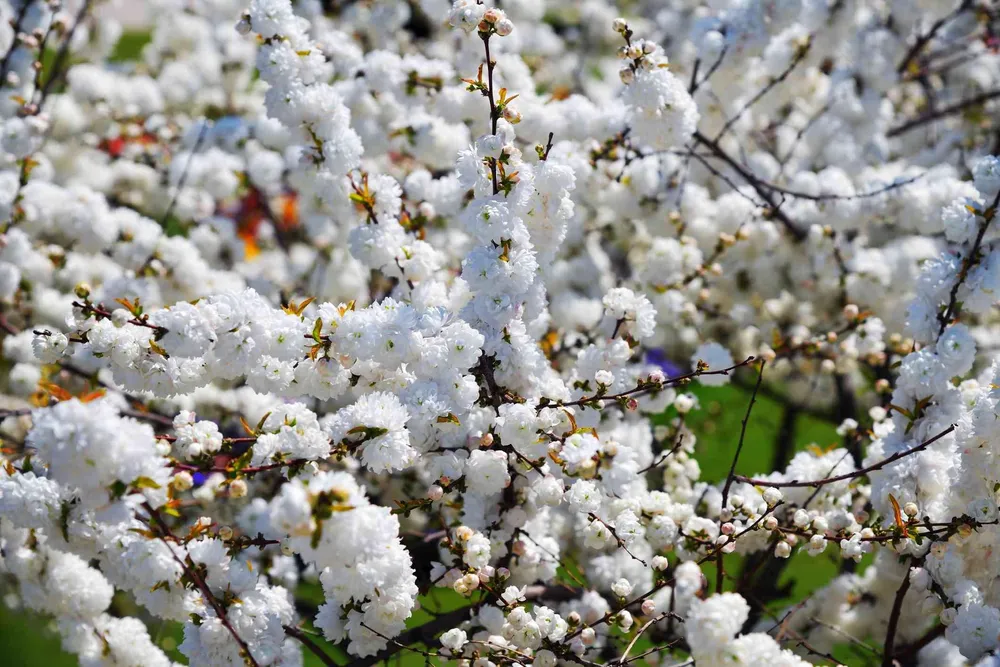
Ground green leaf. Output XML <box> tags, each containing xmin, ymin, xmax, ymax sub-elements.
<box><xmin>132</xmin><ymin>476</ymin><xmax>162</xmax><ymax>490</ymax></box>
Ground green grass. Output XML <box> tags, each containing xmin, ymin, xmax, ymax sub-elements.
<box><xmin>109</xmin><ymin>32</ymin><xmax>152</xmax><ymax>63</ymax></box>
<box><xmin>0</xmin><ymin>604</ymin><xmax>76</xmax><ymax>666</ymax></box>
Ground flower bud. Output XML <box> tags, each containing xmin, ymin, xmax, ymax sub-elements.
<box><xmin>763</xmin><ymin>487</ymin><xmax>783</xmax><ymax>507</ymax></box>
<box><xmin>229</xmin><ymin>479</ymin><xmax>248</xmax><ymax>498</ymax></box>
<box><xmin>909</xmin><ymin>567</ymin><xmax>931</xmax><ymax>590</ymax></box>
<box><xmin>418</xmin><ymin>201</ymin><xmax>436</xmax><ymax>219</ymax></box>
<box><xmin>921</xmin><ymin>595</ymin><xmax>943</xmax><ymax>615</ymax></box>
<box><xmin>651</xmin><ymin>555</ymin><xmax>669</xmax><ymax>571</ymax></box>
<box><xmin>535</xmin><ymin>650</ymin><xmax>557</xmax><ymax>667</ymax></box>
<box><xmin>612</xmin><ymin>18</ymin><xmax>627</xmax><ymax>33</ymax></box>
<box><xmin>502</xmin><ymin>105</ymin><xmax>521</xmax><ymax>124</ymax></box>
<box><xmin>774</xmin><ymin>541</ymin><xmax>792</xmax><ymax>558</ymax></box>
<box><xmin>218</xmin><ymin>525</ymin><xmax>234</xmax><ymax>540</ymax></box>
<box><xmin>611</xmin><ymin>577</ymin><xmax>633</xmax><ymax>598</ymax></box>
<box><xmin>843</xmin><ymin>303</ymin><xmax>859</xmax><ymax>320</ymax></box>
<box><xmin>172</xmin><ymin>471</ymin><xmax>193</xmax><ymax>491</ymax></box>
<box><xmin>428</xmin><ymin>484</ymin><xmax>444</xmax><ymax>501</ymax></box>
<box><xmin>641</xmin><ymin>599</ymin><xmax>656</xmax><ymax>615</ymax></box>
<box><xmin>111</xmin><ymin>308</ymin><xmax>130</xmax><ymax>327</ymax></box>
<box><xmin>495</xmin><ymin>18</ymin><xmax>514</xmax><ymax>36</ymax></box>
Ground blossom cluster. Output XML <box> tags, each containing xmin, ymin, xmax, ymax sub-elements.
<box><xmin>0</xmin><ymin>0</ymin><xmax>999</xmax><ymax>665</ymax></box>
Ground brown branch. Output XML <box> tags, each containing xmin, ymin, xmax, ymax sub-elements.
<box><xmin>163</xmin><ymin>120</ymin><xmax>211</xmax><ymax>224</ymax></box>
<box><xmin>350</xmin><ymin>604</ymin><xmax>475</xmax><ymax>667</ymax></box>
<box><xmin>689</xmin><ymin>45</ymin><xmax>729</xmax><ymax>94</ymax></box>
<box><xmin>887</xmin><ymin>89</ymin><xmax>1000</xmax><ymax>137</ymax></box>
<box><xmin>735</xmin><ymin>424</ymin><xmax>956</xmax><ymax>488</ymax></box>
<box><xmin>481</xmin><ymin>33</ymin><xmax>500</xmax><ymax>195</ymax></box>
<box><xmin>882</xmin><ymin>558</ymin><xmax>917</xmax><ymax>666</ymax></box>
<box><xmin>896</xmin><ymin>0</ymin><xmax>972</xmax><ymax>75</ymax></box>
<box><xmin>614</xmin><ymin>613</ymin><xmax>671</xmax><ymax>666</ymax></box>
<box><xmin>693</xmin><ymin>131</ymin><xmax>807</xmax><ymax>240</ymax></box>
<box><xmin>713</xmin><ymin>41</ymin><xmax>811</xmax><ymax>142</ymax></box>
<box><xmin>282</xmin><ymin>626</ymin><xmax>338</xmax><ymax>667</ymax></box>
<box><xmin>38</xmin><ymin>0</ymin><xmax>94</xmax><ymax>102</ymax></box>
<box><xmin>937</xmin><ymin>189</ymin><xmax>1000</xmax><ymax>336</ymax></box>
<box><xmin>721</xmin><ymin>359</ymin><xmax>766</xmax><ymax>507</ymax></box>
<box><xmin>550</xmin><ymin>356</ymin><xmax>756</xmax><ymax>410</ymax></box>
<box><xmin>143</xmin><ymin>504</ymin><xmax>261</xmax><ymax>667</ymax></box>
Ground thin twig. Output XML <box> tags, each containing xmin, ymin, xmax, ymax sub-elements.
<box><xmin>735</xmin><ymin>424</ymin><xmax>956</xmax><ymax>488</ymax></box>
<box><xmin>887</xmin><ymin>89</ymin><xmax>1000</xmax><ymax>137</ymax></box>
<box><xmin>896</xmin><ymin>0</ymin><xmax>972</xmax><ymax>75</ymax></box>
<box><xmin>162</xmin><ymin>121</ymin><xmax>211</xmax><ymax>224</ymax></box>
<box><xmin>693</xmin><ymin>131</ymin><xmax>806</xmax><ymax>240</ymax></box>
<box><xmin>713</xmin><ymin>42</ymin><xmax>811</xmax><ymax>142</ymax></box>
<box><xmin>38</xmin><ymin>0</ymin><xmax>94</xmax><ymax>102</ymax></box>
<box><xmin>721</xmin><ymin>359</ymin><xmax>766</xmax><ymax>507</ymax></box>
<box><xmin>615</xmin><ymin>613</ymin><xmax>670</xmax><ymax>665</ymax></box>
<box><xmin>282</xmin><ymin>625</ymin><xmax>338</xmax><ymax>667</ymax></box>
<box><xmin>882</xmin><ymin>559</ymin><xmax>917</xmax><ymax>666</ymax></box>
<box><xmin>143</xmin><ymin>504</ymin><xmax>261</xmax><ymax>667</ymax></box>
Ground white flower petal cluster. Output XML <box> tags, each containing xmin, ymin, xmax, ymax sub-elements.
<box><xmin>267</xmin><ymin>471</ymin><xmax>417</xmax><ymax>657</ymax></box>
<box><xmin>1</xmin><ymin>0</ymin><xmax>1000</xmax><ymax>664</ymax></box>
